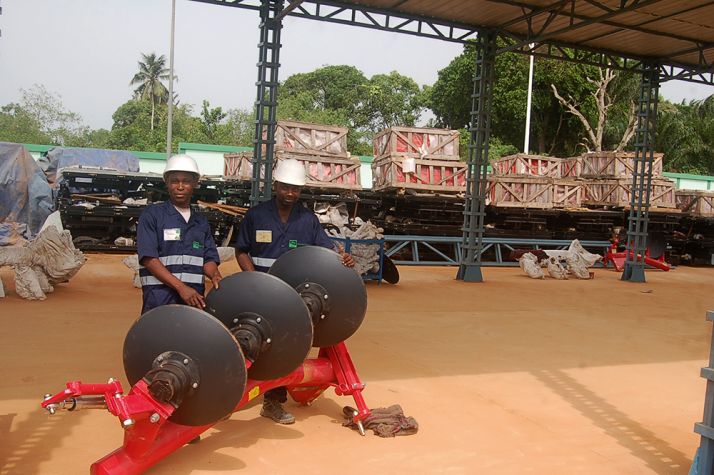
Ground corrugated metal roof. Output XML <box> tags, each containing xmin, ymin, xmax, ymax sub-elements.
<box><xmin>335</xmin><ymin>0</ymin><xmax>714</xmax><ymax>69</ymax></box>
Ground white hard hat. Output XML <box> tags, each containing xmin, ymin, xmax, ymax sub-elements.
<box><xmin>164</xmin><ymin>154</ymin><xmax>200</xmax><ymax>180</ymax></box>
<box><xmin>273</xmin><ymin>158</ymin><xmax>306</xmax><ymax>186</ymax></box>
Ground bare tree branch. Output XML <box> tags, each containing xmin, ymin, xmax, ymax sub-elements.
<box><xmin>551</xmin><ymin>83</ymin><xmax>598</xmax><ymax>152</ymax></box>
<box><xmin>616</xmin><ymin>100</ymin><xmax>638</xmax><ymax>151</ymax></box>
<box><xmin>548</xmin><ymin>112</ymin><xmax>565</xmax><ymax>155</ymax></box>
<box><xmin>591</xmin><ymin>68</ymin><xmax>616</xmax><ymax>151</ymax></box>
<box><xmin>552</xmin><ymin>67</ymin><xmax>623</xmax><ymax>152</ymax></box>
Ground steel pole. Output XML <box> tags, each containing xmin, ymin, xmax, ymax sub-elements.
<box><xmin>166</xmin><ymin>0</ymin><xmax>177</xmax><ymax>159</ymax></box>
<box><xmin>524</xmin><ymin>43</ymin><xmax>535</xmax><ymax>154</ymax></box>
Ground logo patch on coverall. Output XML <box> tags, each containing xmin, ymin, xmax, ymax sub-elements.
<box><xmin>192</xmin><ymin>241</ymin><xmax>203</xmax><ymax>249</ymax></box>
<box><xmin>289</xmin><ymin>240</ymin><xmax>298</xmax><ymax>249</ymax></box>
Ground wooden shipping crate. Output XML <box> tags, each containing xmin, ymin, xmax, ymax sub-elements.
<box><xmin>582</xmin><ymin>177</ymin><xmax>676</xmax><ymax>208</ymax></box>
<box><xmin>373</xmin><ymin>126</ymin><xmax>460</xmax><ymax>161</ymax></box>
<box><xmin>560</xmin><ymin>157</ymin><xmax>581</xmax><ymax>178</ymax></box>
<box><xmin>273</xmin><ymin>120</ymin><xmax>349</xmax><ymax>158</ymax></box>
<box><xmin>579</xmin><ymin>151</ymin><xmax>664</xmax><ymax>178</ymax></box>
<box><xmin>371</xmin><ymin>156</ymin><xmax>466</xmax><ymax>193</ymax></box>
<box><xmin>676</xmin><ymin>190</ymin><xmax>714</xmax><ymax>217</ymax></box>
<box><xmin>493</xmin><ymin>154</ymin><xmax>562</xmax><ymax>178</ymax></box>
<box><xmin>552</xmin><ymin>179</ymin><xmax>584</xmax><ymax>208</ymax></box>
<box><xmin>224</xmin><ymin>152</ymin><xmax>258</xmax><ymax>180</ymax></box>
<box><xmin>275</xmin><ymin>152</ymin><xmax>361</xmax><ymax>191</ymax></box>
<box><xmin>487</xmin><ymin>176</ymin><xmax>553</xmax><ymax>209</ymax></box>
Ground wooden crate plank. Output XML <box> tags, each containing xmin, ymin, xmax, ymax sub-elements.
<box><xmin>371</xmin><ymin>156</ymin><xmax>466</xmax><ymax>193</ymax></box>
<box><xmin>274</xmin><ymin>120</ymin><xmax>349</xmax><ymax>158</ymax></box>
<box><xmin>560</xmin><ymin>157</ymin><xmax>581</xmax><ymax>178</ymax></box>
<box><xmin>487</xmin><ymin>176</ymin><xmax>553</xmax><ymax>209</ymax></box>
<box><xmin>373</xmin><ymin>126</ymin><xmax>460</xmax><ymax>161</ymax></box>
<box><xmin>224</xmin><ymin>152</ymin><xmax>256</xmax><ymax>180</ymax></box>
<box><xmin>552</xmin><ymin>179</ymin><xmax>584</xmax><ymax>208</ymax></box>
<box><xmin>493</xmin><ymin>154</ymin><xmax>563</xmax><ymax>178</ymax></box>
<box><xmin>276</xmin><ymin>152</ymin><xmax>361</xmax><ymax>191</ymax></box>
<box><xmin>676</xmin><ymin>190</ymin><xmax>714</xmax><ymax>216</ymax></box>
<box><xmin>224</xmin><ymin>151</ymin><xmax>362</xmax><ymax>191</ymax></box>
<box><xmin>582</xmin><ymin>177</ymin><xmax>676</xmax><ymax>208</ymax></box>
<box><xmin>579</xmin><ymin>151</ymin><xmax>664</xmax><ymax>178</ymax></box>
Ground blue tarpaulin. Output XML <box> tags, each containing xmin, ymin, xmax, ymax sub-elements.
<box><xmin>45</xmin><ymin>147</ymin><xmax>140</xmax><ymax>187</ymax></box>
<box><xmin>0</xmin><ymin>142</ymin><xmax>53</xmax><ymax>239</ymax></box>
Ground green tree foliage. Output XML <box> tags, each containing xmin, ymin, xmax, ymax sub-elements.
<box><xmin>130</xmin><ymin>53</ymin><xmax>174</xmax><ymax>131</ymax></box>
<box><xmin>200</xmin><ymin>100</ymin><xmax>228</xmax><ymax>142</ymax></box>
<box><xmin>428</xmin><ymin>42</ymin><xmax>638</xmax><ymax>158</ymax></box>
<box><xmin>278</xmin><ymin>65</ymin><xmax>428</xmax><ymax>155</ymax></box>
<box><xmin>0</xmin><ymin>84</ymin><xmax>99</xmax><ymax>146</ymax></box>
<box><xmin>427</xmin><ymin>49</ymin><xmax>474</xmax><ymax>130</ymax></box>
<box><xmin>657</xmin><ymin>96</ymin><xmax>714</xmax><ymax>174</ymax></box>
<box><xmin>71</xmin><ymin>128</ymin><xmax>112</xmax><ymax>149</ymax></box>
<box><xmin>107</xmin><ymin>100</ymin><xmax>157</xmax><ymax>151</ymax></box>
<box><xmin>455</xmin><ymin>128</ymin><xmax>518</xmax><ymax>162</ymax></box>
<box><xmin>215</xmin><ymin>108</ymin><xmax>255</xmax><ymax>147</ymax></box>
<box><xmin>19</xmin><ymin>85</ymin><xmax>88</xmax><ymax>144</ymax></box>
<box><xmin>279</xmin><ymin>65</ymin><xmax>369</xmax><ymax>153</ymax></box>
<box><xmin>0</xmin><ymin>103</ymin><xmax>52</xmax><ymax>144</ymax></box>
<box><xmin>281</xmin><ymin>65</ymin><xmax>368</xmax><ymax>116</ymax></box>
<box><xmin>359</xmin><ymin>72</ymin><xmax>426</xmax><ymax>130</ymax></box>
<box><xmin>107</xmin><ymin>99</ymin><xmax>205</xmax><ymax>152</ymax></box>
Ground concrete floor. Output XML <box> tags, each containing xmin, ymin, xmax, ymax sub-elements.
<box><xmin>1</xmin><ymin>255</ymin><xmax>713</xmax><ymax>474</ymax></box>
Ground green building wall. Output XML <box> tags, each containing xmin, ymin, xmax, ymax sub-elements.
<box><xmin>663</xmin><ymin>172</ymin><xmax>714</xmax><ymax>191</ymax></box>
<box><xmin>24</xmin><ymin>142</ymin><xmax>714</xmax><ymax>192</ymax></box>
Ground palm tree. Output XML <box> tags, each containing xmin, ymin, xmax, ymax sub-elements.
<box><xmin>658</xmin><ymin>95</ymin><xmax>714</xmax><ymax>174</ymax></box>
<box><xmin>130</xmin><ymin>53</ymin><xmax>174</xmax><ymax>131</ymax></box>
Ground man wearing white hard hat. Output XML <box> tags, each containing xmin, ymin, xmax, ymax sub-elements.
<box><xmin>136</xmin><ymin>154</ymin><xmax>222</xmax><ymax>314</ymax></box>
<box><xmin>234</xmin><ymin>157</ymin><xmax>354</xmax><ymax>424</ymax></box>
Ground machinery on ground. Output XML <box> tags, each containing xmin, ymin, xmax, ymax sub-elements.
<box><xmin>41</xmin><ymin>246</ymin><xmax>370</xmax><ymax>474</ymax></box>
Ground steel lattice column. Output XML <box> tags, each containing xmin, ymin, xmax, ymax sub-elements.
<box><xmin>456</xmin><ymin>31</ymin><xmax>497</xmax><ymax>282</ymax></box>
<box><xmin>621</xmin><ymin>62</ymin><xmax>659</xmax><ymax>283</ymax></box>
<box><xmin>250</xmin><ymin>0</ymin><xmax>284</xmax><ymax>205</ymax></box>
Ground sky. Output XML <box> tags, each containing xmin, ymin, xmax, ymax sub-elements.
<box><xmin>1</xmin><ymin>0</ymin><xmax>713</xmax><ymax>131</ymax></box>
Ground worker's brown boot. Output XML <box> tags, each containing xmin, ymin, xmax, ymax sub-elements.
<box><xmin>260</xmin><ymin>399</ymin><xmax>295</xmax><ymax>424</ymax></box>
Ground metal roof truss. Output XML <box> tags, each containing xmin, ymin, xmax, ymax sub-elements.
<box><xmin>190</xmin><ymin>0</ymin><xmax>714</xmax><ymax>85</ymax></box>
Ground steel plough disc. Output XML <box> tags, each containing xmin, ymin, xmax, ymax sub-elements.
<box><xmin>123</xmin><ymin>305</ymin><xmax>247</xmax><ymax>426</ymax></box>
<box><xmin>269</xmin><ymin>246</ymin><xmax>367</xmax><ymax>347</ymax></box>
<box><xmin>205</xmin><ymin>272</ymin><xmax>313</xmax><ymax>380</ymax></box>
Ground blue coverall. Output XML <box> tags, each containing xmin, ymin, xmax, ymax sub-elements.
<box><xmin>234</xmin><ymin>198</ymin><xmax>336</xmax><ymax>403</ymax></box>
<box><xmin>137</xmin><ymin>201</ymin><xmax>220</xmax><ymax>314</ymax></box>
<box><xmin>234</xmin><ymin>198</ymin><xmax>335</xmax><ymax>272</ymax></box>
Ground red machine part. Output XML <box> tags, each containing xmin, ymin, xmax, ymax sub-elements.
<box><xmin>602</xmin><ymin>239</ymin><xmax>670</xmax><ymax>272</ymax></box>
<box><xmin>41</xmin><ymin>342</ymin><xmax>370</xmax><ymax>475</ymax></box>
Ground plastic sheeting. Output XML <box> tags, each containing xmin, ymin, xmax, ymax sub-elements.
<box><xmin>546</xmin><ymin>257</ymin><xmax>569</xmax><ymax>279</ymax></box>
<box><xmin>566</xmin><ymin>253</ymin><xmax>592</xmax><ymax>279</ymax></box>
<box><xmin>0</xmin><ymin>222</ymin><xmax>28</xmax><ymax>247</ymax></box>
<box><xmin>0</xmin><ymin>223</ymin><xmax>29</xmax><ymax>247</ymax></box>
<box><xmin>543</xmin><ymin>239</ymin><xmax>602</xmax><ymax>267</ymax></box>
<box><xmin>519</xmin><ymin>253</ymin><xmax>545</xmax><ymax>279</ymax></box>
<box><xmin>0</xmin><ymin>225</ymin><xmax>86</xmax><ymax>299</ymax></box>
<box><xmin>45</xmin><ymin>147</ymin><xmax>140</xmax><ymax>187</ymax></box>
<box><xmin>317</xmin><ymin>201</ymin><xmax>384</xmax><ymax>276</ymax></box>
<box><xmin>0</xmin><ymin>142</ymin><xmax>54</xmax><ymax>238</ymax></box>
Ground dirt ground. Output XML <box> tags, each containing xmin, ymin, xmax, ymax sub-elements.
<box><xmin>1</xmin><ymin>255</ymin><xmax>713</xmax><ymax>474</ymax></box>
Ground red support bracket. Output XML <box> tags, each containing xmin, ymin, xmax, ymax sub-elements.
<box><xmin>319</xmin><ymin>342</ymin><xmax>371</xmax><ymax>425</ymax></box>
<box><xmin>44</xmin><ymin>342</ymin><xmax>372</xmax><ymax>474</ymax></box>
<box><xmin>603</xmin><ymin>239</ymin><xmax>670</xmax><ymax>272</ymax></box>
